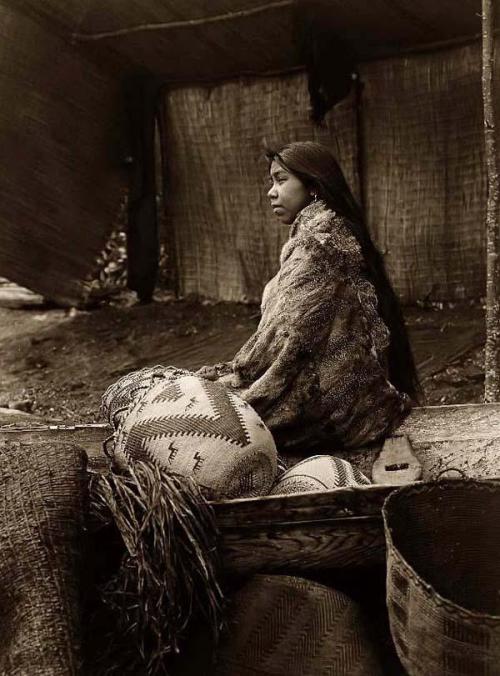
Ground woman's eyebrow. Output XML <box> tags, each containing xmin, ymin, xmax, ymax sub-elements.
<box><xmin>270</xmin><ymin>168</ymin><xmax>288</xmax><ymax>179</ymax></box>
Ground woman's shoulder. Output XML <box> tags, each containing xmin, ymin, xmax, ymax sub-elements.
<box><xmin>289</xmin><ymin>201</ymin><xmax>363</xmax><ymax>266</ymax></box>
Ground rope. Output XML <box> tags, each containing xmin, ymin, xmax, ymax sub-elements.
<box><xmin>71</xmin><ymin>0</ymin><xmax>295</xmax><ymax>42</ymax></box>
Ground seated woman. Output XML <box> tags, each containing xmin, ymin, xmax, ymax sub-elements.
<box><xmin>96</xmin><ymin>142</ymin><xmax>421</xmax><ymax>666</ymax></box>
<box><xmin>199</xmin><ymin>141</ymin><xmax>420</xmax><ymax>453</ymax></box>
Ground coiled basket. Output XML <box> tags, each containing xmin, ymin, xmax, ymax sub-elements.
<box><xmin>383</xmin><ymin>479</ymin><xmax>500</xmax><ymax>676</ymax></box>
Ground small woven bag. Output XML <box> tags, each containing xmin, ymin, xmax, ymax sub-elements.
<box><xmin>383</xmin><ymin>479</ymin><xmax>500</xmax><ymax>676</ymax></box>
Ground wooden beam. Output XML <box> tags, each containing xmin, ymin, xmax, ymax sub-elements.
<box><xmin>483</xmin><ymin>0</ymin><xmax>500</xmax><ymax>401</ymax></box>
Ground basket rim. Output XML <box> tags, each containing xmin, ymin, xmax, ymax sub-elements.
<box><xmin>383</xmin><ymin>478</ymin><xmax>500</xmax><ymax>625</ymax></box>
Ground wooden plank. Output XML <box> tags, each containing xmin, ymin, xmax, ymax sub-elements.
<box><xmin>2</xmin><ymin>403</ymin><xmax>499</xmax><ymax>574</ymax></box>
<box><xmin>0</xmin><ymin>422</ymin><xmax>110</xmax><ymax>460</ymax></box>
<box><xmin>1</xmin><ymin>403</ymin><xmax>500</xmax><ymax>480</ymax></box>
<box><xmin>2</xmin><ymin>403</ymin><xmax>499</xmax><ymax>442</ymax></box>
<box><xmin>214</xmin><ymin>488</ymin><xmax>391</xmax><ymax>571</ymax></box>
<box><xmin>213</xmin><ymin>485</ymin><xmax>393</xmax><ymax>525</ymax></box>
<box><xmin>218</xmin><ymin>518</ymin><xmax>386</xmax><ymax>574</ymax></box>
<box><xmin>399</xmin><ymin>402</ymin><xmax>500</xmax><ymax>440</ymax></box>
<box><xmin>399</xmin><ymin>403</ymin><xmax>500</xmax><ymax>480</ymax></box>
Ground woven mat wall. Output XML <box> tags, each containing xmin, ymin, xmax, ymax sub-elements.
<box><xmin>0</xmin><ymin>4</ymin><xmax>123</xmax><ymax>305</ymax></box>
<box><xmin>162</xmin><ymin>41</ymin><xmax>498</xmax><ymax>303</ymax></box>
<box><xmin>162</xmin><ymin>73</ymin><xmax>358</xmax><ymax>302</ymax></box>
<box><xmin>362</xmin><ymin>42</ymin><xmax>494</xmax><ymax>303</ymax></box>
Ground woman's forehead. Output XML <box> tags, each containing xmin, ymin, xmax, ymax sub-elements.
<box><xmin>269</xmin><ymin>160</ymin><xmax>289</xmax><ymax>176</ymax></box>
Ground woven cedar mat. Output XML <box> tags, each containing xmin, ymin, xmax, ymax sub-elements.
<box><xmin>163</xmin><ymin>73</ymin><xmax>358</xmax><ymax>304</ymax></box>
<box><xmin>0</xmin><ymin>442</ymin><xmax>87</xmax><ymax>675</ymax></box>
<box><xmin>162</xmin><ymin>42</ymin><xmax>496</xmax><ymax>305</ymax></box>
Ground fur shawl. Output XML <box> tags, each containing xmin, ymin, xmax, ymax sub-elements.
<box><xmin>202</xmin><ymin>201</ymin><xmax>410</xmax><ymax>452</ymax></box>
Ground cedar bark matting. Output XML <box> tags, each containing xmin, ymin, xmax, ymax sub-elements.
<box><xmin>363</xmin><ymin>42</ymin><xmax>494</xmax><ymax>303</ymax></box>
<box><xmin>15</xmin><ymin>0</ymin><xmax>484</xmax><ymax>80</ymax></box>
<box><xmin>0</xmin><ymin>442</ymin><xmax>86</xmax><ymax>674</ymax></box>
<box><xmin>0</xmin><ymin>4</ymin><xmax>123</xmax><ymax>305</ymax></box>
<box><xmin>162</xmin><ymin>42</ymin><xmax>500</xmax><ymax>303</ymax></box>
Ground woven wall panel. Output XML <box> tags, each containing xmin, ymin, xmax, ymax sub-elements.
<box><xmin>163</xmin><ymin>41</ymin><xmax>497</xmax><ymax>303</ymax></box>
<box><xmin>0</xmin><ymin>4</ymin><xmax>123</xmax><ymax>304</ymax></box>
<box><xmin>163</xmin><ymin>73</ymin><xmax>358</xmax><ymax>302</ymax></box>
<box><xmin>361</xmin><ymin>42</ymin><xmax>495</xmax><ymax>303</ymax></box>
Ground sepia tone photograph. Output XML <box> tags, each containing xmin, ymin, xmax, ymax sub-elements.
<box><xmin>0</xmin><ymin>1</ymin><xmax>498</xmax><ymax>674</ymax></box>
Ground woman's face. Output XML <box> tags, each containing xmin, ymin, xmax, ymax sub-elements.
<box><xmin>267</xmin><ymin>160</ymin><xmax>311</xmax><ymax>225</ymax></box>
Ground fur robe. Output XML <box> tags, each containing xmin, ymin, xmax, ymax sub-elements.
<box><xmin>199</xmin><ymin>201</ymin><xmax>411</xmax><ymax>452</ymax></box>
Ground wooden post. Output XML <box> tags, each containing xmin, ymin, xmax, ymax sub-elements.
<box><xmin>483</xmin><ymin>0</ymin><xmax>500</xmax><ymax>402</ymax></box>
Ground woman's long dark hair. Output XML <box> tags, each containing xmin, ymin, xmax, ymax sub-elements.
<box><xmin>267</xmin><ymin>141</ymin><xmax>421</xmax><ymax>401</ymax></box>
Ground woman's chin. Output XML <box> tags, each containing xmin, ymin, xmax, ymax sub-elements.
<box><xmin>274</xmin><ymin>213</ymin><xmax>293</xmax><ymax>225</ymax></box>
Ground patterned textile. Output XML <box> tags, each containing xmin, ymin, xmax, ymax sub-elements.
<box><xmin>201</xmin><ymin>200</ymin><xmax>411</xmax><ymax>451</ymax></box>
<box><xmin>112</xmin><ymin>374</ymin><xmax>277</xmax><ymax>499</ymax></box>
<box><xmin>270</xmin><ymin>454</ymin><xmax>371</xmax><ymax>495</ymax></box>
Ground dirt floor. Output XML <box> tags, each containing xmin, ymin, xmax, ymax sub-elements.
<box><xmin>0</xmin><ymin>290</ymin><xmax>486</xmax><ymax>423</ymax></box>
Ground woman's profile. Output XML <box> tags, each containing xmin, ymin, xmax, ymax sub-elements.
<box><xmin>199</xmin><ymin>141</ymin><xmax>420</xmax><ymax>453</ymax></box>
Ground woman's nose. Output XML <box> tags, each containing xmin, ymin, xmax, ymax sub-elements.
<box><xmin>267</xmin><ymin>184</ymin><xmax>277</xmax><ymax>198</ymax></box>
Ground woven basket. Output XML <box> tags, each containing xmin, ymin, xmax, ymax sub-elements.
<box><xmin>214</xmin><ymin>574</ymin><xmax>383</xmax><ymax>675</ymax></box>
<box><xmin>270</xmin><ymin>455</ymin><xmax>370</xmax><ymax>495</ymax></box>
<box><xmin>0</xmin><ymin>442</ymin><xmax>86</xmax><ymax>675</ymax></box>
<box><xmin>101</xmin><ymin>365</ymin><xmax>188</xmax><ymax>427</ymax></box>
<box><xmin>383</xmin><ymin>480</ymin><xmax>500</xmax><ymax>676</ymax></box>
<box><xmin>113</xmin><ymin>373</ymin><xmax>277</xmax><ymax>499</ymax></box>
